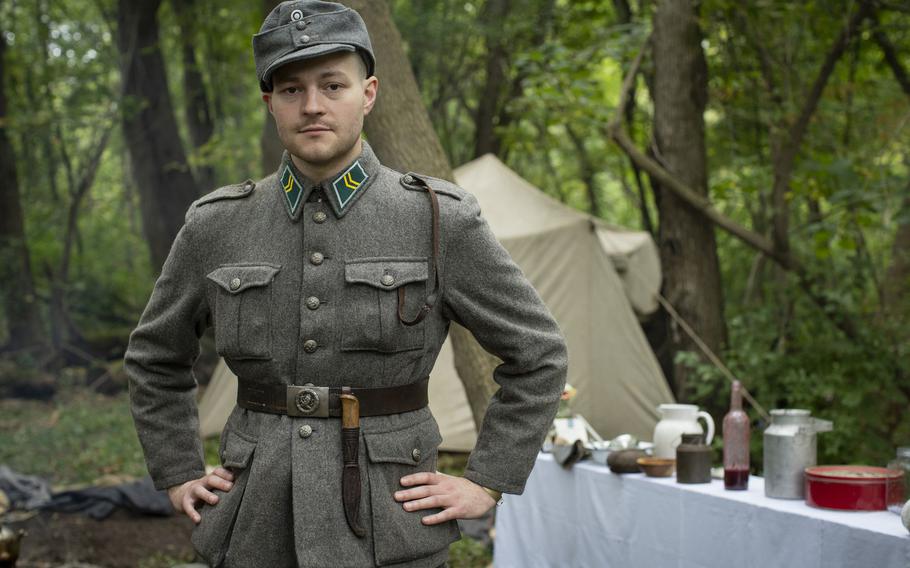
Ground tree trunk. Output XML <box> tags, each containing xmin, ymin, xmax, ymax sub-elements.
<box><xmin>612</xmin><ymin>0</ymin><xmax>656</xmax><ymax>237</ymax></box>
<box><xmin>347</xmin><ymin>0</ymin><xmax>499</xmax><ymax>431</ymax></box>
<box><xmin>261</xmin><ymin>114</ymin><xmax>285</xmax><ymax>177</ymax></box>
<box><xmin>260</xmin><ymin>0</ymin><xmax>285</xmax><ymax>176</ymax></box>
<box><xmin>883</xmin><ymin>186</ymin><xmax>910</xmax><ymax>313</ymax></box>
<box><xmin>175</xmin><ymin>0</ymin><xmax>216</xmax><ymax>191</ymax></box>
<box><xmin>610</xmin><ymin>11</ymin><xmax>869</xmax><ymax>343</ymax></box>
<box><xmin>117</xmin><ymin>0</ymin><xmax>200</xmax><ymax>271</ymax></box>
<box><xmin>50</xmin><ymin>124</ymin><xmax>114</xmax><ymax>354</ymax></box>
<box><xmin>869</xmin><ymin>10</ymin><xmax>910</xmax><ymax>321</ymax></box>
<box><xmin>345</xmin><ymin>0</ymin><xmax>453</xmax><ymax>177</ymax></box>
<box><xmin>650</xmin><ymin>0</ymin><xmax>727</xmax><ymax>399</ymax></box>
<box><xmin>472</xmin><ymin>0</ymin><xmax>510</xmax><ymax>158</ymax></box>
<box><xmin>566</xmin><ymin>125</ymin><xmax>601</xmax><ymax>217</ymax></box>
<box><xmin>0</xmin><ymin>34</ymin><xmax>44</xmax><ymax>351</ymax></box>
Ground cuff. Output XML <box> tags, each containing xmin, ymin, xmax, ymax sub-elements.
<box><xmin>480</xmin><ymin>486</ymin><xmax>503</xmax><ymax>504</ymax></box>
<box><xmin>153</xmin><ymin>469</ymin><xmax>206</xmax><ymax>491</ymax></box>
<box><xmin>463</xmin><ymin>468</ymin><xmax>523</xmax><ymax>495</ymax></box>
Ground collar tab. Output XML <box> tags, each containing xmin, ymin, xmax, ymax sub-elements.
<box><xmin>331</xmin><ymin>160</ymin><xmax>369</xmax><ymax>211</ymax></box>
<box><xmin>281</xmin><ymin>165</ymin><xmax>304</xmax><ymax>218</ymax></box>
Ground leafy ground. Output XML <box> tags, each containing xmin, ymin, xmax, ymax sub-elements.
<box><xmin>0</xmin><ymin>385</ymin><xmax>493</xmax><ymax>567</ymax></box>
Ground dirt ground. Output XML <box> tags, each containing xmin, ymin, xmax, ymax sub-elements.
<box><xmin>9</xmin><ymin>509</ymin><xmax>197</xmax><ymax>568</ymax></box>
<box><xmin>6</xmin><ymin>509</ymin><xmax>494</xmax><ymax>567</ymax></box>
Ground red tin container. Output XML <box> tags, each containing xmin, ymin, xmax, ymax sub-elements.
<box><xmin>804</xmin><ymin>466</ymin><xmax>904</xmax><ymax>511</ymax></box>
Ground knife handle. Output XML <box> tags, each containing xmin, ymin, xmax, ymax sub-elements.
<box><xmin>340</xmin><ymin>393</ymin><xmax>360</xmax><ymax>429</ymax></box>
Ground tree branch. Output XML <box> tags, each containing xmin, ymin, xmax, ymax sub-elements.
<box><xmin>606</xmin><ymin>40</ymin><xmax>861</xmax><ymax>340</ymax></box>
<box><xmin>607</xmin><ymin>49</ymin><xmax>786</xmax><ymax>265</ymax></box>
<box><xmin>566</xmin><ymin>124</ymin><xmax>600</xmax><ymax>217</ymax></box>
<box><xmin>868</xmin><ymin>8</ymin><xmax>910</xmax><ymax>97</ymax></box>
<box><xmin>731</xmin><ymin>8</ymin><xmax>783</xmax><ymax>107</ymax></box>
<box><xmin>769</xmin><ymin>2</ymin><xmax>871</xmax><ymax>257</ymax></box>
<box><xmin>784</xmin><ymin>3</ymin><xmax>871</xmax><ymax>164</ymax></box>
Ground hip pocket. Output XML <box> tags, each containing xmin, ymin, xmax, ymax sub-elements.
<box><xmin>363</xmin><ymin>417</ymin><xmax>461</xmax><ymax>566</ymax></box>
<box><xmin>206</xmin><ymin>263</ymin><xmax>281</xmax><ymax>359</ymax></box>
<box><xmin>340</xmin><ymin>257</ymin><xmax>428</xmax><ymax>353</ymax></box>
<box><xmin>191</xmin><ymin>428</ymin><xmax>258</xmax><ymax>567</ymax></box>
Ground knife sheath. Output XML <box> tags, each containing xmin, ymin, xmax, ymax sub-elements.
<box><xmin>340</xmin><ymin>391</ymin><xmax>366</xmax><ymax>537</ymax></box>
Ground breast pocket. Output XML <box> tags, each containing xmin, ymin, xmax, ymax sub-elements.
<box><xmin>340</xmin><ymin>257</ymin><xmax>428</xmax><ymax>353</ymax></box>
<box><xmin>206</xmin><ymin>263</ymin><xmax>281</xmax><ymax>359</ymax></box>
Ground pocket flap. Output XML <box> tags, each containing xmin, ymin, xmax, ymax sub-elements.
<box><xmin>220</xmin><ymin>430</ymin><xmax>257</xmax><ymax>470</ymax></box>
<box><xmin>363</xmin><ymin>418</ymin><xmax>442</xmax><ymax>466</ymax></box>
<box><xmin>344</xmin><ymin>258</ymin><xmax>428</xmax><ymax>290</ymax></box>
<box><xmin>206</xmin><ymin>263</ymin><xmax>281</xmax><ymax>294</ymax></box>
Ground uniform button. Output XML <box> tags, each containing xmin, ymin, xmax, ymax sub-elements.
<box><xmin>305</xmin><ymin>296</ymin><xmax>320</xmax><ymax>310</ymax></box>
<box><xmin>310</xmin><ymin>252</ymin><xmax>324</xmax><ymax>265</ymax></box>
<box><xmin>381</xmin><ymin>274</ymin><xmax>395</xmax><ymax>287</ymax></box>
<box><xmin>298</xmin><ymin>424</ymin><xmax>313</xmax><ymax>438</ymax></box>
<box><xmin>411</xmin><ymin>448</ymin><xmax>421</xmax><ymax>462</ymax></box>
<box><xmin>313</xmin><ymin>211</ymin><xmax>327</xmax><ymax>223</ymax></box>
<box><xmin>229</xmin><ymin>277</ymin><xmax>241</xmax><ymax>291</ymax></box>
<box><xmin>303</xmin><ymin>339</ymin><xmax>318</xmax><ymax>353</ymax></box>
<box><xmin>296</xmin><ymin>21</ymin><xmax>306</xmax><ymax>30</ymax></box>
<box><xmin>301</xmin><ymin>34</ymin><xmax>310</xmax><ymax>43</ymax></box>
<box><xmin>403</xmin><ymin>174</ymin><xmax>414</xmax><ymax>184</ymax></box>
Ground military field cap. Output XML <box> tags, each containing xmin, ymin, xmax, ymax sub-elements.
<box><xmin>253</xmin><ymin>0</ymin><xmax>375</xmax><ymax>92</ymax></box>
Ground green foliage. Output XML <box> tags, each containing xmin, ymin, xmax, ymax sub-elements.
<box><xmin>448</xmin><ymin>536</ymin><xmax>493</xmax><ymax>568</ymax></box>
<box><xmin>681</xmin><ymin>291</ymin><xmax>908</xmax><ymax>470</ymax></box>
<box><xmin>137</xmin><ymin>552</ymin><xmax>197</xmax><ymax>568</ymax></box>
<box><xmin>0</xmin><ymin>382</ymin><xmax>147</xmax><ymax>485</ymax></box>
<box><xmin>2</xmin><ymin>0</ymin><xmax>910</xmax><ymax>476</ymax></box>
<box><xmin>204</xmin><ymin>432</ymin><xmax>221</xmax><ymax>466</ymax></box>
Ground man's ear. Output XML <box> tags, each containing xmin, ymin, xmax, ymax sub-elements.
<box><xmin>262</xmin><ymin>93</ymin><xmax>273</xmax><ymax>115</ymax></box>
<box><xmin>362</xmin><ymin>76</ymin><xmax>379</xmax><ymax>116</ymax></box>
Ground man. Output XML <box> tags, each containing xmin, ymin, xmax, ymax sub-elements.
<box><xmin>124</xmin><ymin>1</ymin><xmax>568</xmax><ymax>566</ymax></box>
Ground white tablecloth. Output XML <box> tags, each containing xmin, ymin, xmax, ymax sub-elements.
<box><xmin>494</xmin><ymin>453</ymin><xmax>910</xmax><ymax>568</ymax></box>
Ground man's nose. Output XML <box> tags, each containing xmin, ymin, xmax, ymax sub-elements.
<box><xmin>301</xmin><ymin>88</ymin><xmax>324</xmax><ymax>115</ymax></box>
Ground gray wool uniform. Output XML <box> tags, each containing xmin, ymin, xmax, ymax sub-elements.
<box><xmin>125</xmin><ymin>143</ymin><xmax>567</xmax><ymax>565</ymax></box>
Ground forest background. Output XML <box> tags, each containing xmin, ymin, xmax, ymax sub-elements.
<box><xmin>1</xmin><ymin>0</ymin><xmax>910</xmax><ymax>484</ymax></box>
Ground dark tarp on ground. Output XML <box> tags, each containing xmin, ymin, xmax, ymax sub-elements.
<box><xmin>0</xmin><ymin>465</ymin><xmax>172</xmax><ymax>520</ymax></box>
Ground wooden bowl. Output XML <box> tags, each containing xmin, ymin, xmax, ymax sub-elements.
<box><xmin>637</xmin><ymin>457</ymin><xmax>676</xmax><ymax>477</ymax></box>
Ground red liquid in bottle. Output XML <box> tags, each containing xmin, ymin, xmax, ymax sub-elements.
<box><xmin>723</xmin><ymin>380</ymin><xmax>751</xmax><ymax>491</ymax></box>
<box><xmin>724</xmin><ymin>467</ymin><xmax>749</xmax><ymax>490</ymax></box>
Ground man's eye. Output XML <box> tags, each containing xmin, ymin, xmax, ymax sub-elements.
<box><xmin>284</xmin><ymin>87</ymin><xmax>299</xmax><ymax>94</ymax></box>
<box><xmin>327</xmin><ymin>83</ymin><xmax>342</xmax><ymax>91</ymax></box>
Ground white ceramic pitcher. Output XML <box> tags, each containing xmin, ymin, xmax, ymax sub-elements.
<box><xmin>653</xmin><ymin>404</ymin><xmax>715</xmax><ymax>459</ymax></box>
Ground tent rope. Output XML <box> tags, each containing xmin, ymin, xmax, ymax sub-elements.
<box><xmin>654</xmin><ymin>293</ymin><xmax>771</xmax><ymax>423</ymax></box>
<box><xmin>594</xmin><ymin>224</ymin><xmax>770</xmax><ymax>422</ymax></box>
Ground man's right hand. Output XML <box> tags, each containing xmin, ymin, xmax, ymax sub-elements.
<box><xmin>167</xmin><ymin>467</ymin><xmax>236</xmax><ymax>524</ymax></box>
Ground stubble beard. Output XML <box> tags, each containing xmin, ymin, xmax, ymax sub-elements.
<box><xmin>284</xmin><ymin>120</ymin><xmax>362</xmax><ymax>176</ymax></box>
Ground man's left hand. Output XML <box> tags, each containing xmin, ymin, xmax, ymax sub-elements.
<box><xmin>395</xmin><ymin>471</ymin><xmax>496</xmax><ymax>525</ymax></box>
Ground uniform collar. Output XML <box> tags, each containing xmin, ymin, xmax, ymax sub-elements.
<box><xmin>278</xmin><ymin>139</ymin><xmax>381</xmax><ymax>221</ymax></box>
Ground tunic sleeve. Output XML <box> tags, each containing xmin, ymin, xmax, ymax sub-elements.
<box><xmin>124</xmin><ymin>204</ymin><xmax>210</xmax><ymax>491</ymax></box>
<box><xmin>440</xmin><ymin>192</ymin><xmax>568</xmax><ymax>494</ymax></box>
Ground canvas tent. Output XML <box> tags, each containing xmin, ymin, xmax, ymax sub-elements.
<box><xmin>198</xmin><ymin>154</ymin><xmax>674</xmax><ymax>451</ymax></box>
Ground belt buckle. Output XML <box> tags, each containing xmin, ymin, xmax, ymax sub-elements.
<box><xmin>287</xmin><ymin>384</ymin><xmax>329</xmax><ymax>417</ymax></box>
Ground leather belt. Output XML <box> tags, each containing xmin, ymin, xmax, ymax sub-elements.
<box><xmin>236</xmin><ymin>378</ymin><xmax>429</xmax><ymax>418</ymax></box>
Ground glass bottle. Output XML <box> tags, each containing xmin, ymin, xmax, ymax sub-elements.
<box><xmin>887</xmin><ymin>447</ymin><xmax>910</xmax><ymax>514</ymax></box>
<box><xmin>723</xmin><ymin>380</ymin><xmax>750</xmax><ymax>490</ymax></box>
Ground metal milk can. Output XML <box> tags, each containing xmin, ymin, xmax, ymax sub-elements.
<box><xmin>763</xmin><ymin>409</ymin><xmax>833</xmax><ymax>499</ymax></box>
